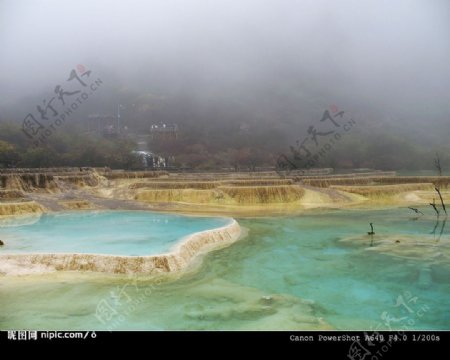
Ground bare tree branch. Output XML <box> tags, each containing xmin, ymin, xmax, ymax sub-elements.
<box><xmin>408</xmin><ymin>207</ymin><xmax>424</xmax><ymax>215</ymax></box>
<box><xmin>435</xmin><ymin>153</ymin><xmax>442</xmax><ymax>177</ymax></box>
<box><xmin>435</xmin><ymin>187</ymin><xmax>447</xmax><ymax>215</ymax></box>
<box><xmin>429</xmin><ymin>198</ymin><xmax>440</xmax><ymax>217</ymax></box>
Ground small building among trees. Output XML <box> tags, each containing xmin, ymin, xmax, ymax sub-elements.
<box><xmin>150</xmin><ymin>123</ymin><xmax>178</xmax><ymax>141</ymax></box>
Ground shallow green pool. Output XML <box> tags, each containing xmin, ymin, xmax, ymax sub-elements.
<box><xmin>0</xmin><ymin>208</ymin><xmax>448</xmax><ymax>330</ymax></box>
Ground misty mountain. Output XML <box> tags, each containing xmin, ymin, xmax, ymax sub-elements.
<box><xmin>1</xmin><ymin>0</ymin><xmax>449</xmax><ymax>169</ymax></box>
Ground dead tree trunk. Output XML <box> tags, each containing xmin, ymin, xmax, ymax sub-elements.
<box><xmin>435</xmin><ymin>187</ymin><xmax>447</xmax><ymax>215</ymax></box>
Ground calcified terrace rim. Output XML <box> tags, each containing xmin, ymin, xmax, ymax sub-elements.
<box><xmin>0</xmin><ymin>219</ymin><xmax>241</xmax><ymax>275</ymax></box>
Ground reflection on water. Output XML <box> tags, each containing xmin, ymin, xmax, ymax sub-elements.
<box><xmin>0</xmin><ymin>208</ymin><xmax>449</xmax><ymax>330</ymax></box>
<box><xmin>431</xmin><ymin>216</ymin><xmax>447</xmax><ymax>243</ymax></box>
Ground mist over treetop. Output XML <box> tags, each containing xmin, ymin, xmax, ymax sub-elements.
<box><xmin>0</xmin><ymin>0</ymin><xmax>449</xmax><ymax>169</ymax></box>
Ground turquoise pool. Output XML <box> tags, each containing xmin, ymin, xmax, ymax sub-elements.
<box><xmin>0</xmin><ymin>208</ymin><xmax>448</xmax><ymax>330</ymax></box>
<box><xmin>0</xmin><ymin>211</ymin><xmax>231</xmax><ymax>256</ymax></box>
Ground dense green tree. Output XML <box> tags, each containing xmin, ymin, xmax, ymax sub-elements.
<box><xmin>0</xmin><ymin>140</ymin><xmax>21</xmax><ymax>167</ymax></box>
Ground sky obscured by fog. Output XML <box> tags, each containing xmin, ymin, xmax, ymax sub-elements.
<box><xmin>1</xmin><ymin>0</ymin><xmax>449</xmax><ymax>128</ymax></box>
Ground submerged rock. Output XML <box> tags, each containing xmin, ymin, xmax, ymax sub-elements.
<box><xmin>283</xmin><ymin>274</ymin><xmax>302</xmax><ymax>286</ymax></box>
<box><xmin>0</xmin><ymin>240</ymin><xmax>4</xmax><ymax>246</ymax></box>
<box><xmin>417</xmin><ymin>266</ymin><xmax>432</xmax><ymax>289</ymax></box>
<box><xmin>260</xmin><ymin>295</ymin><xmax>274</xmax><ymax>305</ymax></box>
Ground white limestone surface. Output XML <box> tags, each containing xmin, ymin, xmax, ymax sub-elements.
<box><xmin>0</xmin><ymin>219</ymin><xmax>241</xmax><ymax>275</ymax></box>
